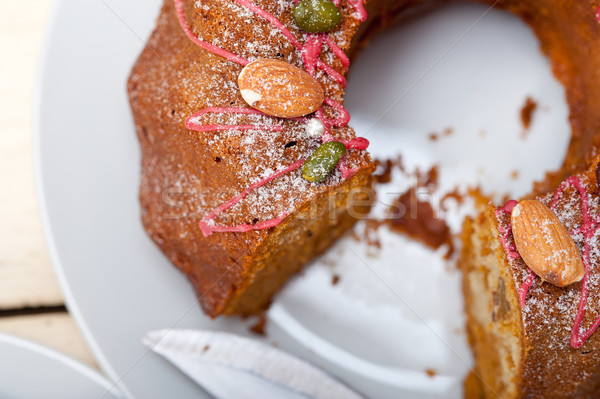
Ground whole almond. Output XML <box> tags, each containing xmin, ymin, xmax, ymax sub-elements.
<box><xmin>511</xmin><ymin>200</ymin><xmax>585</xmax><ymax>287</ymax></box>
<box><xmin>238</xmin><ymin>59</ymin><xmax>324</xmax><ymax>118</ymax></box>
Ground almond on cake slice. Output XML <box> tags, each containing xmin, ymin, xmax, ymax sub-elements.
<box><xmin>238</xmin><ymin>59</ymin><xmax>324</xmax><ymax>118</ymax></box>
<box><xmin>511</xmin><ymin>199</ymin><xmax>585</xmax><ymax>287</ymax></box>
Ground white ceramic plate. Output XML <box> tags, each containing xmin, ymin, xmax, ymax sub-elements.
<box><xmin>35</xmin><ymin>1</ymin><xmax>569</xmax><ymax>398</ymax></box>
<box><xmin>0</xmin><ymin>332</ymin><xmax>121</xmax><ymax>398</ymax></box>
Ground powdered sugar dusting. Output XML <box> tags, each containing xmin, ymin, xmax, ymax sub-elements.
<box><xmin>172</xmin><ymin>0</ymin><xmax>370</xmax><ymax>234</ymax></box>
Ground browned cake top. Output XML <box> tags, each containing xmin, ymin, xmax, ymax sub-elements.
<box><xmin>130</xmin><ymin>0</ymin><xmax>372</xmax><ymax>241</ymax></box>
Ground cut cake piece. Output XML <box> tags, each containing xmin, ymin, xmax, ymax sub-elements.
<box><xmin>461</xmin><ymin>157</ymin><xmax>600</xmax><ymax>398</ymax></box>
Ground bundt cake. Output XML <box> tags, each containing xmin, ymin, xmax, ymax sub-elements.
<box><xmin>127</xmin><ymin>0</ymin><xmax>600</xmax><ymax>397</ymax></box>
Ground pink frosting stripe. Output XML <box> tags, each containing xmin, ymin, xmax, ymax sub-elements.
<box><xmin>552</xmin><ymin>176</ymin><xmax>600</xmax><ymax>348</ymax></box>
<box><xmin>301</xmin><ymin>35</ymin><xmax>324</xmax><ymax>75</ymax></box>
<box><xmin>496</xmin><ymin>199</ymin><xmax>518</xmax><ymax>214</ymax></box>
<box><xmin>299</xmin><ymin>34</ymin><xmax>348</xmax><ymax>87</ymax></box>
<box><xmin>234</xmin><ymin>0</ymin><xmax>350</xmax><ymax>89</ymax></box>
<box><xmin>235</xmin><ymin>0</ymin><xmax>302</xmax><ymax>48</ymax></box>
<box><xmin>318</xmin><ymin>36</ymin><xmax>349</xmax><ymax>87</ymax></box>
<box><xmin>200</xmin><ymin>213</ymin><xmax>288</xmax><ymax>236</ymax></box>
<box><xmin>321</xmin><ymin>97</ymin><xmax>351</xmax><ymax>127</ymax></box>
<box><xmin>495</xmin><ymin>200</ymin><xmax>535</xmax><ymax>307</ymax></box>
<box><xmin>185</xmin><ymin>107</ymin><xmax>284</xmax><ymax>132</ymax></box>
<box><xmin>325</xmin><ymin>136</ymin><xmax>369</xmax><ymax>179</ymax></box>
<box><xmin>199</xmin><ymin>159</ymin><xmax>305</xmax><ymax>237</ymax></box>
<box><xmin>517</xmin><ymin>271</ymin><xmax>534</xmax><ymax>309</ymax></box>
<box><xmin>317</xmin><ymin>61</ymin><xmax>347</xmax><ymax>87</ymax></box>
<box><xmin>347</xmin><ymin>0</ymin><xmax>368</xmax><ymax>21</ymax></box>
<box><xmin>187</xmin><ymin>124</ymin><xmax>283</xmax><ymax>132</ymax></box>
<box><xmin>495</xmin><ymin>200</ymin><xmax>522</xmax><ymax>260</ymax></box>
<box><xmin>338</xmin><ymin>158</ymin><xmax>357</xmax><ymax>179</ymax></box>
<box><xmin>323</xmin><ymin>35</ymin><xmax>350</xmax><ymax>67</ymax></box>
<box><xmin>174</xmin><ymin>0</ymin><xmax>249</xmax><ymax>65</ymax></box>
<box><xmin>340</xmin><ymin>137</ymin><xmax>369</xmax><ymax>150</ymax></box>
<box><xmin>330</xmin><ymin>0</ymin><xmax>367</xmax><ymax>21</ymax></box>
<box><xmin>188</xmin><ymin>107</ymin><xmax>271</xmax><ymax>117</ymax></box>
<box><xmin>596</xmin><ymin>5</ymin><xmax>600</xmax><ymax>23</ymax></box>
<box><xmin>324</xmin><ymin>135</ymin><xmax>369</xmax><ymax>150</ymax></box>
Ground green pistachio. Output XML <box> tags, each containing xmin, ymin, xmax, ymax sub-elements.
<box><xmin>292</xmin><ymin>0</ymin><xmax>342</xmax><ymax>33</ymax></box>
<box><xmin>302</xmin><ymin>141</ymin><xmax>347</xmax><ymax>183</ymax></box>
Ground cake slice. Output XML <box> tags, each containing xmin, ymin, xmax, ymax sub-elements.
<box><xmin>461</xmin><ymin>156</ymin><xmax>600</xmax><ymax>398</ymax></box>
<box><xmin>128</xmin><ymin>0</ymin><xmax>375</xmax><ymax>317</ymax></box>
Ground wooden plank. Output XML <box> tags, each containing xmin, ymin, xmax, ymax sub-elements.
<box><xmin>0</xmin><ymin>313</ymin><xmax>98</xmax><ymax>369</ymax></box>
<box><xmin>0</xmin><ymin>0</ymin><xmax>64</xmax><ymax>309</ymax></box>
<box><xmin>0</xmin><ymin>1</ymin><xmax>100</xmax><ymax>375</ymax></box>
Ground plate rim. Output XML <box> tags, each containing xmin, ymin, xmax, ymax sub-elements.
<box><xmin>0</xmin><ymin>331</ymin><xmax>121</xmax><ymax>397</ymax></box>
<box><xmin>32</xmin><ymin>0</ymin><xmax>133</xmax><ymax>397</ymax></box>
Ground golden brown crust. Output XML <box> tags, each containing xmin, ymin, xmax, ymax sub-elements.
<box><xmin>461</xmin><ymin>201</ymin><xmax>524</xmax><ymax>399</ymax></box>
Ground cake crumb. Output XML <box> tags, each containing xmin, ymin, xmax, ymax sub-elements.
<box><xmin>420</xmin><ymin>165</ymin><xmax>439</xmax><ymax>189</ymax></box>
<box><xmin>331</xmin><ymin>274</ymin><xmax>340</xmax><ymax>285</ymax></box>
<box><xmin>387</xmin><ymin>187</ymin><xmax>454</xmax><ymax>258</ymax></box>
<box><xmin>425</xmin><ymin>368</ymin><xmax>437</xmax><ymax>377</ymax></box>
<box><xmin>373</xmin><ymin>159</ymin><xmax>393</xmax><ymax>184</ymax></box>
<box><xmin>440</xmin><ymin>188</ymin><xmax>465</xmax><ymax>212</ymax></box>
<box><xmin>428</xmin><ymin>127</ymin><xmax>453</xmax><ymax>142</ymax></box>
<box><xmin>249</xmin><ymin>312</ymin><xmax>267</xmax><ymax>336</ymax></box>
<box><xmin>363</xmin><ymin>220</ymin><xmax>383</xmax><ymax>249</ymax></box>
<box><xmin>520</xmin><ymin>96</ymin><xmax>538</xmax><ymax>135</ymax></box>
<box><xmin>510</xmin><ymin>170</ymin><xmax>519</xmax><ymax>180</ymax></box>
<box><xmin>367</xmin><ymin>161</ymin><xmax>454</xmax><ymax>257</ymax></box>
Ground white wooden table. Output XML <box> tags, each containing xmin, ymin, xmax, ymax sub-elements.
<box><xmin>0</xmin><ymin>0</ymin><xmax>97</xmax><ymax>368</ymax></box>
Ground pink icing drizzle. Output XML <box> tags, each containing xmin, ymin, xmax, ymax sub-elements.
<box><xmin>174</xmin><ymin>0</ymin><xmax>249</xmax><ymax>65</ymax></box>
<box><xmin>324</xmin><ymin>35</ymin><xmax>350</xmax><ymax>67</ymax></box>
<box><xmin>338</xmin><ymin>137</ymin><xmax>369</xmax><ymax>150</ymax></box>
<box><xmin>186</xmin><ymin>107</ymin><xmax>284</xmax><ymax>132</ymax></box>
<box><xmin>199</xmin><ymin>160</ymin><xmax>305</xmax><ymax>236</ymax></box>
<box><xmin>496</xmin><ymin>198</ymin><xmax>527</xmax><ymax>313</ymax></box>
<box><xmin>174</xmin><ymin>0</ymin><xmax>369</xmax><ymax>234</ymax></box>
<box><xmin>331</xmin><ymin>0</ymin><xmax>367</xmax><ymax>21</ymax></box>
<box><xmin>338</xmin><ymin>157</ymin><xmax>356</xmax><ymax>179</ymax></box>
<box><xmin>237</xmin><ymin>0</ymin><xmax>349</xmax><ymax>87</ymax></box>
<box><xmin>496</xmin><ymin>200</ymin><xmax>521</xmax><ymax>259</ymax></box>
<box><xmin>346</xmin><ymin>0</ymin><xmax>368</xmax><ymax>21</ymax></box>
<box><xmin>498</xmin><ymin>176</ymin><xmax>600</xmax><ymax>348</ymax></box>
<box><xmin>517</xmin><ymin>272</ymin><xmax>535</xmax><ymax>309</ymax></box>
<box><xmin>302</xmin><ymin>35</ymin><xmax>347</xmax><ymax>87</ymax></box>
<box><xmin>236</xmin><ymin>0</ymin><xmax>302</xmax><ymax>48</ymax></box>
<box><xmin>201</xmin><ymin>213</ymin><xmax>289</xmax><ymax>235</ymax></box>
<box><xmin>301</xmin><ymin>34</ymin><xmax>323</xmax><ymax>75</ymax></box>
<box><xmin>596</xmin><ymin>5</ymin><xmax>600</xmax><ymax>23</ymax></box>
<box><xmin>550</xmin><ymin>176</ymin><xmax>600</xmax><ymax>348</ymax></box>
